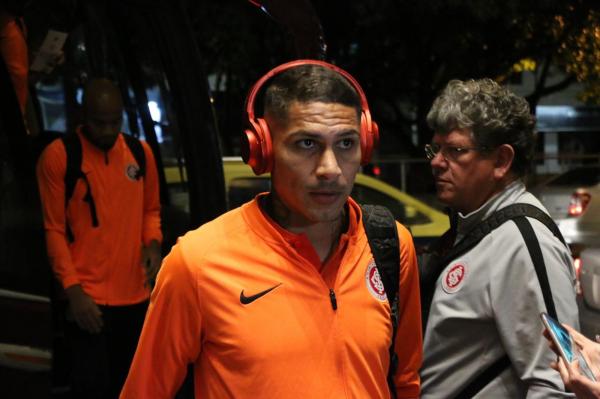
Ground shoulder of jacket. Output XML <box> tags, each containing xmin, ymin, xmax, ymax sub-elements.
<box><xmin>394</xmin><ymin>221</ymin><xmax>412</xmax><ymax>240</ymax></box>
<box><xmin>179</xmin><ymin>208</ymin><xmax>247</xmax><ymax>253</ymax></box>
<box><xmin>38</xmin><ymin>138</ymin><xmax>68</xmax><ymax>165</ymax></box>
<box><xmin>136</xmin><ymin>137</ymin><xmax>152</xmax><ymax>152</ymax></box>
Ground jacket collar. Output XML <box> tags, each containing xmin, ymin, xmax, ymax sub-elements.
<box><xmin>454</xmin><ymin>179</ymin><xmax>525</xmax><ymax>242</ymax></box>
<box><xmin>241</xmin><ymin>193</ymin><xmax>362</xmax><ymax>248</ymax></box>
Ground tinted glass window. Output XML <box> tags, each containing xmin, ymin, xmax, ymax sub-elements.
<box><xmin>228</xmin><ymin>178</ymin><xmax>270</xmax><ymax>209</ymax></box>
<box><xmin>0</xmin><ymin>136</ymin><xmax>51</xmax><ymax>296</ymax></box>
<box><xmin>550</xmin><ymin>167</ymin><xmax>600</xmax><ymax>186</ymax></box>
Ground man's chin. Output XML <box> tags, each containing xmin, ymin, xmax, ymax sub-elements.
<box><xmin>88</xmin><ymin>134</ymin><xmax>118</xmax><ymax>151</ymax></box>
<box><xmin>436</xmin><ymin>191</ymin><xmax>453</xmax><ymax>207</ymax></box>
<box><xmin>96</xmin><ymin>140</ymin><xmax>117</xmax><ymax>151</ymax></box>
<box><xmin>308</xmin><ymin>203</ymin><xmax>347</xmax><ymax>223</ymax></box>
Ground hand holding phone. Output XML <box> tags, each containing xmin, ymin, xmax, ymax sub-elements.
<box><xmin>541</xmin><ymin>312</ymin><xmax>597</xmax><ymax>382</ymax></box>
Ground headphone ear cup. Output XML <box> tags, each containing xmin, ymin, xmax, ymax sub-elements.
<box><xmin>371</xmin><ymin>120</ymin><xmax>380</xmax><ymax>149</ymax></box>
<box><xmin>359</xmin><ymin>113</ymin><xmax>372</xmax><ymax>165</ymax></box>
<box><xmin>256</xmin><ymin>118</ymin><xmax>273</xmax><ymax>173</ymax></box>
<box><xmin>241</xmin><ymin>118</ymin><xmax>271</xmax><ymax>175</ymax></box>
<box><xmin>241</xmin><ymin>128</ymin><xmax>261</xmax><ymax>175</ymax></box>
<box><xmin>359</xmin><ymin>113</ymin><xmax>380</xmax><ymax>165</ymax></box>
<box><xmin>241</xmin><ymin>118</ymin><xmax>272</xmax><ymax>175</ymax></box>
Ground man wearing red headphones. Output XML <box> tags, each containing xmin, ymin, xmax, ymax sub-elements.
<box><xmin>121</xmin><ymin>60</ymin><xmax>422</xmax><ymax>398</ymax></box>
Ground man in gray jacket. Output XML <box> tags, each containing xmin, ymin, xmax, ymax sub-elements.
<box><xmin>420</xmin><ymin>78</ymin><xmax>579</xmax><ymax>398</ymax></box>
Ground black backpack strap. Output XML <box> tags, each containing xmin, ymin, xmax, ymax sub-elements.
<box><xmin>61</xmin><ymin>134</ymin><xmax>83</xmax><ymax>207</ymax></box>
<box><xmin>513</xmin><ymin>216</ymin><xmax>559</xmax><ymax>320</ymax></box>
<box><xmin>453</xmin><ymin>354</ymin><xmax>511</xmax><ymax>399</ymax></box>
<box><xmin>516</xmin><ymin>204</ymin><xmax>566</xmax><ymax>246</ymax></box>
<box><xmin>362</xmin><ymin>205</ymin><xmax>400</xmax><ymax>303</ymax></box>
<box><xmin>61</xmin><ymin>134</ymin><xmax>98</xmax><ymax>242</ymax></box>
<box><xmin>448</xmin><ymin>204</ymin><xmax>565</xmax><ymax>398</ymax></box>
<box><xmin>123</xmin><ymin>134</ymin><xmax>146</xmax><ymax>180</ymax></box>
<box><xmin>361</xmin><ymin>204</ymin><xmax>400</xmax><ymax>398</ymax></box>
<box><xmin>423</xmin><ymin>203</ymin><xmax>566</xmax><ymax>323</ymax></box>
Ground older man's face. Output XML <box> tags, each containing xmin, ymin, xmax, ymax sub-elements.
<box><xmin>429</xmin><ymin>128</ymin><xmax>499</xmax><ymax>214</ymax></box>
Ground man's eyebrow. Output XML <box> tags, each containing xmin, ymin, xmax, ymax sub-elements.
<box><xmin>444</xmin><ymin>142</ymin><xmax>472</xmax><ymax>147</ymax></box>
<box><xmin>336</xmin><ymin>129</ymin><xmax>360</xmax><ymax>137</ymax></box>
<box><xmin>288</xmin><ymin>129</ymin><xmax>360</xmax><ymax>138</ymax></box>
<box><xmin>433</xmin><ymin>140</ymin><xmax>471</xmax><ymax>146</ymax></box>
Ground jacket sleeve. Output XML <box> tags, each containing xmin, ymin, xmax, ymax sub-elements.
<box><xmin>36</xmin><ymin>141</ymin><xmax>80</xmax><ymax>289</ymax></box>
<box><xmin>141</xmin><ymin>141</ymin><xmax>162</xmax><ymax>245</ymax></box>
<box><xmin>393</xmin><ymin>223</ymin><xmax>423</xmax><ymax>398</ymax></box>
<box><xmin>490</xmin><ymin>219</ymin><xmax>579</xmax><ymax>398</ymax></box>
<box><xmin>120</xmin><ymin>241</ymin><xmax>202</xmax><ymax>398</ymax></box>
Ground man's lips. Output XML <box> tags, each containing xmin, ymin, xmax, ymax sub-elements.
<box><xmin>308</xmin><ymin>191</ymin><xmax>342</xmax><ymax>205</ymax></box>
<box><xmin>434</xmin><ymin>179</ymin><xmax>452</xmax><ymax>190</ymax></box>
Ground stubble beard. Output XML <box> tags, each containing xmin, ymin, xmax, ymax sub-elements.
<box><xmin>266</xmin><ymin>191</ymin><xmax>346</xmax><ymax>228</ymax></box>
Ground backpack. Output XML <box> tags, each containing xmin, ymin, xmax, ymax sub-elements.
<box><xmin>60</xmin><ymin>133</ymin><xmax>146</xmax><ymax>241</ymax></box>
<box><xmin>419</xmin><ymin>203</ymin><xmax>567</xmax><ymax>398</ymax></box>
<box><xmin>361</xmin><ymin>204</ymin><xmax>401</xmax><ymax>399</ymax></box>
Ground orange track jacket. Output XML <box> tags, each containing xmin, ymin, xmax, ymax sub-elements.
<box><xmin>121</xmin><ymin>196</ymin><xmax>422</xmax><ymax>398</ymax></box>
<box><xmin>0</xmin><ymin>13</ymin><xmax>28</xmax><ymax>113</ymax></box>
<box><xmin>36</xmin><ymin>129</ymin><xmax>162</xmax><ymax>305</ymax></box>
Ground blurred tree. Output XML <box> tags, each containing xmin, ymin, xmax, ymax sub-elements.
<box><xmin>313</xmin><ymin>0</ymin><xmax>599</xmax><ymax>154</ymax></box>
<box><xmin>556</xmin><ymin>9</ymin><xmax>600</xmax><ymax>104</ymax></box>
<box><xmin>509</xmin><ymin>4</ymin><xmax>600</xmax><ymax>108</ymax></box>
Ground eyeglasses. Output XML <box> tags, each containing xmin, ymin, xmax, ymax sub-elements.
<box><xmin>424</xmin><ymin>143</ymin><xmax>486</xmax><ymax>161</ymax></box>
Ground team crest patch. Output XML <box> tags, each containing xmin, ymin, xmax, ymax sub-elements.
<box><xmin>365</xmin><ymin>260</ymin><xmax>387</xmax><ymax>302</ymax></box>
<box><xmin>442</xmin><ymin>263</ymin><xmax>467</xmax><ymax>294</ymax></box>
<box><xmin>126</xmin><ymin>164</ymin><xmax>140</xmax><ymax>181</ymax></box>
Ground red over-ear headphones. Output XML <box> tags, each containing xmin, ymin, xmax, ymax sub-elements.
<box><xmin>241</xmin><ymin>59</ymin><xmax>379</xmax><ymax>175</ymax></box>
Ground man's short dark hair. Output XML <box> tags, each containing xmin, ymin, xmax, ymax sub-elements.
<box><xmin>263</xmin><ymin>64</ymin><xmax>362</xmax><ymax>124</ymax></box>
<box><xmin>427</xmin><ymin>79</ymin><xmax>536</xmax><ymax>177</ymax></box>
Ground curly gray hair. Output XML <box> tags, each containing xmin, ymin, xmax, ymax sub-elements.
<box><xmin>426</xmin><ymin>78</ymin><xmax>536</xmax><ymax>176</ymax></box>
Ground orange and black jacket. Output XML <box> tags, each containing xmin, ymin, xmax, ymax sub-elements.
<box><xmin>36</xmin><ymin>128</ymin><xmax>162</xmax><ymax>305</ymax></box>
<box><xmin>121</xmin><ymin>196</ymin><xmax>422</xmax><ymax>398</ymax></box>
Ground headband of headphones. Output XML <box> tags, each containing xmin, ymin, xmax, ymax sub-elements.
<box><xmin>245</xmin><ymin>59</ymin><xmax>372</xmax><ymax>122</ymax></box>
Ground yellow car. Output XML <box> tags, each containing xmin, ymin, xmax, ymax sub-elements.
<box><xmin>165</xmin><ymin>157</ymin><xmax>449</xmax><ymax>244</ymax></box>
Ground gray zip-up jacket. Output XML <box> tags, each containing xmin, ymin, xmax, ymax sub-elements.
<box><xmin>421</xmin><ymin>180</ymin><xmax>579</xmax><ymax>398</ymax></box>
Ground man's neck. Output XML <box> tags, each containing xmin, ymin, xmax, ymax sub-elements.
<box><xmin>457</xmin><ymin>176</ymin><xmax>518</xmax><ymax>216</ymax></box>
<box><xmin>263</xmin><ymin>194</ymin><xmax>347</xmax><ymax>263</ymax></box>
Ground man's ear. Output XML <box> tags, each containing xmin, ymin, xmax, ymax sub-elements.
<box><xmin>493</xmin><ymin>144</ymin><xmax>515</xmax><ymax>180</ymax></box>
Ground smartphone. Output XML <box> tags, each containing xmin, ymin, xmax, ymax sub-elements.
<box><xmin>30</xmin><ymin>30</ymin><xmax>68</xmax><ymax>73</ymax></box>
<box><xmin>540</xmin><ymin>312</ymin><xmax>597</xmax><ymax>381</ymax></box>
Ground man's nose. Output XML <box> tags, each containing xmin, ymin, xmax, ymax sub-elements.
<box><xmin>430</xmin><ymin>150</ymin><xmax>447</xmax><ymax>169</ymax></box>
<box><xmin>315</xmin><ymin>148</ymin><xmax>342</xmax><ymax>180</ymax></box>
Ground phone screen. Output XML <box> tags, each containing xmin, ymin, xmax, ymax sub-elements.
<box><xmin>543</xmin><ymin>313</ymin><xmax>575</xmax><ymax>361</ymax></box>
<box><xmin>541</xmin><ymin>312</ymin><xmax>597</xmax><ymax>381</ymax></box>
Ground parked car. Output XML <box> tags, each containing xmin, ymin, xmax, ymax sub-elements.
<box><xmin>531</xmin><ymin>165</ymin><xmax>600</xmax><ymax>246</ymax></box>
<box><xmin>532</xmin><ymin>167</ymin><xmax>600</xmax><ymax>339</ymax></box>
<box><xmin>577</xmin><ymin>247</ymin><xmax>600</xmax><ymax>338</ymax></box>
<box><xmin>165</xmin><ymin>157</ymin><xmax>450</xmax><ymax>246</ymax></box>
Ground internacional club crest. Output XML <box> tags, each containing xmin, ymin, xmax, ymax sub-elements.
<box><xmin>442</xmin><ymin>263</ymin><xmax>467</xmax><ymax>294</ymax></box>
<box><xmin>365</xmin><ymin>260</ymin><xmax>387</xmax><ymax>302</ymax></box>
<box><xmin>126</xmin><ymin>163</ymin><xmax>141</xmax><ymax>181</ymax></box>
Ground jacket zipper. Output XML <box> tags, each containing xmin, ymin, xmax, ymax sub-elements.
<box><xmin>329</xmin><ymin>288</ymin><xmax>338</xmax><ymax>310</ymax></box>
